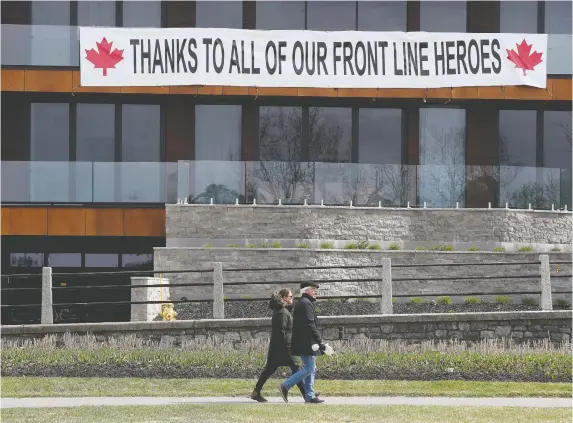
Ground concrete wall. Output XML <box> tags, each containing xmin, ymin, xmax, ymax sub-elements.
<box><xmin>166</xmin><ymin>205</ymin><xmax>572</xmax><ymax>249</ymax></box>
<box><xmin>153</xmin><ymin>248</ymin><xmax>572</xmax><ymax>304</ymax></box>
<box><xmin>3</xmin><ymin>311</ymin><xmax>570</xmax><ymax>345</ymax></box>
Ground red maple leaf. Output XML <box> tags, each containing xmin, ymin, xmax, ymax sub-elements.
<box><xmin>506</xmin><ymin>39</ymin><xmax>543</xmax><ymax>76</ymax></box>
<box><xmin>85</xmin><ymin>37</ymin><xmax>124</xmax><ymax>76</ymax></box>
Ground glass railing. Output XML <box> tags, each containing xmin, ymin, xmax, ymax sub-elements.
<box><xmin>1</xmin><ymin>161</ymin><xmax>570</xmax><ymax>209</ymax></box>
<box><xmin>1</xmin><ymin>24</ymin><xmax>572</xmax><ymax>75</ymax></box>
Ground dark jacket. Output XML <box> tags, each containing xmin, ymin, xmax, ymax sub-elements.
<box><xmin>267</xmin><ymin>293</ymin><xmax>297</xmax><ymax>365</ymax></box>
<box><xmin>290</xmin><ymin>293</ymin><xmax>323</xmax><ymax>356</ymax></box>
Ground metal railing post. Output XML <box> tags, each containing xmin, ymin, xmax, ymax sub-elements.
<box><xmin>380</xmin><ymin>258</ymin><xmax>393</xmax><ymax>314</ymax></box>
<box><xmin>41</xmin><ymin>267</ymin><xmax>53</xmax><ymax>324</ymax></box>
<box><xmin>213</xmin><ymin>262</ymin><xmax>225</xmax><ymax>319</ymax></box>
<box><xmin>539</xmin><ymin>255</ymin><xmax>552</xmax><ymax>310</ymax></box>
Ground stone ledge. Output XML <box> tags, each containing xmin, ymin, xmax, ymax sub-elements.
<box><xmin>2</xmin><ymin>311</ymin><xmax>570</xmax><ymax>336</ymax></box>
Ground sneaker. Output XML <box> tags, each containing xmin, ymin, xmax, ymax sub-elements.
<box><xmin>278</xmin><ymin>383</ymin><xmax>289</xmax><ymax>403</ymax></box>
<box><xmin>250</xmin><ymin>390</ymin><xmax>268</xmax><ymax>403</ymax></box>
<box><xmin>306</xmin><ymin>397</ymin><xmax>325</xmax><ymax>404</ymax></box>
<box><xmin>304</xmin><ymin>393</ymin><xmax>321</xmax><ymax>403</ymax></box>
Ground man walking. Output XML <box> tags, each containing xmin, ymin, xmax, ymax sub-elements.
<box><xmin>278</xmin><ymin>282</ymin><xmax>325</xmax><ymax>404</ymax></box>
<box><xmin>251</xmin><ymin>289</ymin><xmax>306</xmax><ymax>402</ymax></box>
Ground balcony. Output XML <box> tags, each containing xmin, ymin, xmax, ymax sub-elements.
<box><xmin>1</xmin><ymin>161</ymin><xmax>571</xmax><ymax>209</ymax></box>
<box><xmin>1</xmin><ymin>24</ymin><xmax>572</xmax><ymax>75</ymax></box>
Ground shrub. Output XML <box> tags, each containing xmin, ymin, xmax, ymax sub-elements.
<box><xmin>320</xmin><ymin>241</ymin><xmax>334</xmax><ymax>249</ymax></box>
<box><xmin>368</xmin><ymin>243</ymin><xmax>381</xmax><ymax>250</ymax></box>
<box><xmin>344</xmin><ymin>242</ymin><xmax>358</xmax><ymax>250</ymax></box>
<box><xmin>550</xmin><ymin>247</ymin><xmax>561</xmax><ymax>252</ymax></box>
<box><xmin>519</xmin><ymin>246</ymin><xmax>533</xmax><ymax>252</ymax></box>
<box><xmin>246</xmin><ymin>244</ymin><xmax>258</xmax><ymax>249</ymax></box>
<box><xmin>554</xmin><ymin>298</ymin><xmax>570</xmax><ymax>309</ymax></box>
<box><xmin>388</xmin><ymin>242</ymin><xmax>401</xmax><ymax>251</ymax></box>
<box><xmin>202</xmin><ymin>244</ymin><xmax>214</xmax><ymax>248</ymax></box>
<box><xmin>409</xmin><ymin>297</ymin><xmax>424</xmax><ymax>304</ymax></box>
<box><xmin>493</xmin><ymin>247</ymin><xmax>506</xmax><ymax>252</ymax></box>
<box><xmin>429</xmin><ymin>245</ymin><xmax>454</xmax><ymax>251</ymax></box>
<box><xmin>436</xmin><ymin>296</ymin><xmax>453</xmax><ymax>305</ymax></box>
<box><xmin>467</xmin><ymin>246</ymin><xmax>480</xmax><ymax>252</ymax></box>
<box><xmin>522</xmin><ymin>297</ymin><xmax>538</xmax><ymax>306</ymax></box>
<box><xmin>415</xmin><ymin>246</ymin><xmax>427</xmax><ymax>251</ymax></box>
<box><xmin>227</xmin><ymin>244</ymin><xmax>239</xmax><ymax>248</ymax></box>
<box><xmin>495</xmin><ymin>296</ymin><xmax>510</xmax><ymax>305</ymax></box>
<box><xmin>357</xmin><ymin>240</ymin><xmax>370</xmax><ymax>250</ymax></box>
<box><xmin>271</xmin><ymin>241</ymin><xmax>283</xmax><ymax>248</ymax></box>
<box><xmin>464</xmin><ymin>296</ymin><xmax>481</xmax><ymax>305</ymax></box>
<box><xmin>260</xmin><ymin>243</ymin><xmax>269</xmax><ymax>248</ymax></box>
<box><xmin>296</xmin><ymin>243</ymin><xmax>310</xmax><ymax>249</ymax></box>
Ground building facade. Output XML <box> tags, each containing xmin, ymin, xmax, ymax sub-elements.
<box><xmin>1</xmin><ymin>1</ymin><xmax>571</xmax><ymax>323</ymax></box>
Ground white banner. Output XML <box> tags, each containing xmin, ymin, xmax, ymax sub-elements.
<box><xmin>80</xmin><ymin>27</ymin><xmax>547</xmax><ymax>89</ymax></box>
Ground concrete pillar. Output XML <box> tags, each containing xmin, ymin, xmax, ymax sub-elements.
<box><xmin>41</xmin><ymin>267</ymin><xmax>53</xmax><ymax>324</ymax></box>
<box><xmin>539</xmin><ymin>255</ymin><xmax>552</xmax><ymax>310</ymax></box>
<box><xmin>131</xmin><ymin>277</ymin><xmax>170</xmax><ymax>321</ymax></box>
<box><xmin>213</xmin><ymin>262</ymin><xmax>224</xmax><ymax>319</ymax></box>
<box><xmin>380</xmin><ymin>258</ymin><xmax>393</xmax><ymax>314</ymax></box>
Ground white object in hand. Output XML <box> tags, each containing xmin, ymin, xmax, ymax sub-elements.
<box><xmin>323</xmin><ymin>344</ymin><xmax>334</xmax><ymax>356</ymax></box>
<box><xmin>311</xmin><ymin>344</ymin><xmax>319</xmax><ymax>351</ymax></box>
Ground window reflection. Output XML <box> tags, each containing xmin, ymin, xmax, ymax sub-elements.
<box><xmin>85</xmin><ymin>254</ymin><xmax>119</xmax><ymax>268</ymax></box>
<box><xmin>46</xmin><ymin>253</ymin><xmax>81</xmax><ymax>267</ymax></box>
<box><xmin>420</xmin><ymin>1</ymin><xmax>467</xmax><ymax>32</ymax></box>
<box><xmin>196</xmin><ymin>1</ymin><xmax>243</xmax><ymax>28</ymax></box>
<box><xmin>500</xmin><ymin>1</ymin><xmax>537</xmax><ymax>33</ymax></box>
<box><xmin>123</xmin><ymin>1</ymin><xmax>162</xmax><ymax>27</ymax></box>
<box><xmin>31</xmin><ymin>1</ymin><xmax>70</xmax><ymax>25</ymax></box>
<box><xmin>78</xmin><ymin>1</ymin><xmax>116</xmax><ymax>26</ymax></box>
<box><xmin>543</xmin><ymin>111</ymin><xmax>572</xmax><ymax>208</ymax></box>
<box><xmin>358</xmin><ymin>109</ymin><xmax>402</xmax><ymax>165</ymax></box>
<box><xmin>31</xmin><ymin>103</ymin><xmax>69</xmax><ymax>161</ymax></box>
<box><xmin>307</xmin><ymin>1</ymin><xmax>356</xmax><ymax>31</ymax></box>
<box><xmin>122</xmin><ymin>254</ymin><xmax>153</xmax><ymax>268</ymax></box>
<box><xmin>122</xmin><ymin>105</ymin><xmax>161</xmax><ymax>162</ymax></box>
<box><xmin>358</xmin><ymin>1</ymin><xmax>406</xmax><ymax>31</ymax></box>
<box><xmin>76</xmin><ymin>104</ymin><xmax>116</xmax><ymax>162</ymax></box>
<box><xmin>309</xmin><ymin>107</ymin><xmax>352</xmax><ymax>163</ymax></box>
<box><xmin>256</xmin><ymin>1</ymin><xmax>305</xmax><ymax>30</ymax></box>
<box><xmin>10</xmin><ymin>253</ymin><xmax>43</xmax><ymax>267</ymax></box>
<box><xmin>545</xmin><ymin>1</ymin><xmax>572</xmax><ymax>34</ymax></box>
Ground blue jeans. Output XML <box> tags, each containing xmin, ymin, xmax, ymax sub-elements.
<box><xmin>283</xmin><ymin>355</ymin><xmax>316</xmax><ymax>400</ymax></box>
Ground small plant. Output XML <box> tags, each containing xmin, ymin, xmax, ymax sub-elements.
<box><xmin>357</xmin><ymin>240</ymin><xmax>370</xmax><ymax>250</ymax></box>
<box><xmin>246</xmin><ymin>244</ymin><xmax>258</xmax><ymax>248</ymax></box>
<box><xmin>415</xmin><ymin>246</ymin><xmax>427</xmax><ymax>251</ymax></box>
<box><xmin>271</xmin><ymin>241</ymin><xmax>283</xmax><ymax>248</ymax></box>
<box><xmin>296</xmin><ymin>243</ymin><xmax>310</xmax><ymax>249</ymax></box>
<box><xmin>409</xmin><ymin>297</ymin><xmax>424</xmax><ymax>304</ymax></box>
<box><xmin>320</xmin><ymin>241</ymin><xmax>334</xmax><ymax>249</ymax></box>
<box><xmin>202</xmin><ymin>244</ymin><xmax>214</xmax><ymax>248</ymax></box>
<box><xmin>368</xmin><ymin>243</ymin><xmax>381</xmax><ymax>250</ymax></box>
<box><xmin>429</xmin><ymin>245</ymin><xmax>454</xmax><ymax>251</ymax></box>
<box><xmin>344</xmin><ymin>242</ymin><xmax>358</xmax><ymax>250</ymax></box>
<box><xmin>467</xmin><ymin>246</ymin><xmax>480</xmax><ymax>252</ymax></box>
<box><xmin>522</xmin><ymin>297</ymin><xmax>538</xmax><ymax>306</ymax></box>
<box><xmin>260</xmin><ymin>243</ymin><xmax>269</xmax><ymax>248</ymax></box>
<box><xmin>554</xmin><ymin>298</ymin><xmax>570</xmax><ymax>309</ymax></box>
<box><xmin>550</xmin><ymin>247</ymin><xmax>562</xmax><ymax>252</ymax></box>
<box><xmin>436</xmin><ymin>296</ymin><xmax>453</xmax><ymax>305</ymax></box>
<box><xmin>519</xmin><ymin>246</ymin><xmax>533</xmax><ymax>252</ymax></box>
<box><xmin>493</xmin><ymin>247</ymin><xmax>506</xmax><ymax>252</ymax></box>
<box><xmin>464</xmin><ymin>296</ymin><xmax>481</xmax><ymax>305</ymax></box>
<box><xmin>388</xmin><ymin>242</ymin><xmax>401</xmax><ymax>251</ymax></box>
<box><xmin>227</xmin><ymin>243</ymin><xmax>239</xmax><ymax>248</ymax></box>
<box><xmin>159</xmin><ymin>303</ymin><xmax>177</xmax><ymax>321</ymax></box>
<box><xmin>495</xmin><ymin>295</ymin><xmax>510</xmax><ymax>305</ymax></box>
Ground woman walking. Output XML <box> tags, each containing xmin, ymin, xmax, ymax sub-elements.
<box><xmin>251</xmin><ymin>289</ymin><xmax>306</xmax><ymax>402</ymax></box>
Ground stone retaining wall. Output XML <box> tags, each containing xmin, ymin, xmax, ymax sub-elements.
<box><xmin>153</xmin><ymin>249</ymin><xmax>572</xmax><ymax>304</ymax></box>
<box><xmin>3</xmin><ymin>311</ymin><xmax>570</xmax><ymax>345</ymax></box>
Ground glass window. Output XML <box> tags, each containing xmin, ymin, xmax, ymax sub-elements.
<box><xmin>358</xmin><ymin>109</ymin><xmax>402</xmax><ymax>165</ymax></box>
<box><xmin>122</xmin><ymin>254</ymin><xmax>153</xmax><ymax>268</ymax></box>
<box><xmin>256</xmin><ymin>1</ymin><xmax>305</xmax><ymax>30</ymax></box>
<box><xmin>31</xmin><ymin>103</ymin><xmax>69</xmax><ymax>161</ymax></box>
<box><xmin>31</xmin><ymin>1</ymin><xmax>70</xmax><ymax>25</ymax></box>
<box><xmin>196</xmin><ymin>1</ymin><xmax>243</xmax><ymax>28</ymax></box>
<box><xmin>544</xmin><ymin>111</ymin><xmax>572</xmax><ymax>169</ymax></box>
<box><xmin>419</xmin><ymin>108</ymin><xmax>466</xmax><ymax>207</ymax></box>
<box><xmin>309</xmin><ymin>107</ymin><xmax>352</xmax><ymax>162</ymax></box>
<box><xmin>307</xmin><ymin>1</ymin><xmax>356</xmax><ymax>31</ymax></box>
<box><xmin>85</xmin><ymin>254</ymin><xmax>119</xmax><ymax>267</ymax></box>
<box><xmin>123</xmin><ymin>1</ymin><xmax>162</xmax><ymax>27</ymax></box>
<box><xmin>499</xmin><ymin>110</ymin><xmax>537</xmax><ymax>166</ymax></box>
<box><xmin>78</xmin><ymin>1</ymin><xmax>116</xmax><ymax>26</ymax></box>
<box><xmin>545</xmin><ymin>1</ymin><xmax>572</xmax><ymax>34</ymax></box>
<box><xmin>420</xmin><ymin>1</ymin><xmax>467</xmax><ymax>32</ymax></box>
<box><xmin>500</xmin><ymin>1</ymin><xmax>537</xmax><ymax>33</ymax></box>
<box><xmin>259</xmin><ymin>106</ymin><xmax>303</xmax><ymax>161</ymax></box>
<box><xmin>76</xmin><ymin>104</ymin><xmax>115</xmax><ymax>161</ymax></box>
<box><xmin>46</xmin><ymin>253</ymin><xmax>81</xmax><ymax>267</ymax></box>
<box><xmin>10</xmin><ymin>253</ymin><xmax>43</xmax><ymax>267</ymax></box>
<box><xmin>122</xmin><ymin>105</ymin><xmax>161</xmax><ymax>162</ymax></box>
<box><xmin>358</xmin><ymin>1</ymin><xmax>406</xmax><ymax>31</ymax></box>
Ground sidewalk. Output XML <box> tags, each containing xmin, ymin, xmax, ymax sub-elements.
<box><xmin>2</xmin><ymin>396</ymin><xmax>571</xmax><ymax>409</ymax></box>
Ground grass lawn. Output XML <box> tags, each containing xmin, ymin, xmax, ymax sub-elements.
<box><xmin>2</xmin><ymin>377</ymin><xmax>571</xmax><ymax>398</ymax></box>
<box><xmin>2</xmin><ymin>404</ymin><xmax>572</xmax><ymax>423</ymax></box>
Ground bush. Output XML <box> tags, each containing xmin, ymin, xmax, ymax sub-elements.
<box><xmin>388</xmin><ymin>242</ymin><xmax>401</xmax><ymax>251</ymax></box>
<box><xmin>202</xmin><ymin>244</ymin><xmax>214</xmax><ymax>248</ymax></box>
<box><xmin>409</xmin><ymin>297</ymin><xmax>424</xmax><ymax>304</ymax></box>
<box><xmin>495</xmin><ymin>296</ymin><xmax>510</xmax><ymax>305</ymax></box>
<box><xmin>429</xmin><ymin>245</ymin><xmax>454</xmax><ymax>251</ymax></box>
<box><xmin>415</xmin><ymin>246</ymin><xmax>427</xmax><ymax>251</ymax></box>
<box><xmin>550</xmin><ymin>247</ymin><xmax>561</xmax><ymax>252</ymax></box>
<box><xmin>493</xmin><ymin>247</ymin><xmax>506</xmax><ymax>253</ymax></box>
<box><xmin>368</xmin><ymin>243</ymin><xmax>381</xmax><ymax>250</ymax></box>
<box><xmin>260</xmin><ymin>243</ymin><xmax>269</xmax><ymax>248</ymax></box>
<box><xmin>554</xmin><ymin>298</ymin><xmax>570</xmax><ymax>309</ymax></box>
<box><xmin>522</xmin><ymin>297</ymin><xmax>538</xmax><ymax>306</ymax></box>
<box><xmin>320</xmin><ymin>241</ymin><xmax>334</xmax><ymax>249</ymax></box>
<box><xmin>246</xmin><ymin>244</ymin><xmax>258</xmax><ymax>249</ymax></box>
<box><xmin>519</xmin><ymin>246</ymin><xmax>534</xmax><ymax>252</ymax></box>
<box><xmin>344</xmin><ymin>242</ymin><xmax>358</xmax><ymax>250</ymax></box>
<box><xmin>357</xmin><ymin>241</ymin><xmax>370</xmax><ymax>250</ymax></box>
<box><xmin>464</xmin><ymin>296</ymin><xmax>481</xmax><ymax>305</ymax></box>
<box><xmin>271</xmin><ymin>241</ymin><xmax>283</xmax><ymax>248</ymax></box>
<box><xmin>296</xmin><ymin>243</ymin><xmax>310</xmax><ymax>249</ymax></box>
<box><xmin>467</xmin><ymin>246</ymin><xmax>480</xmax><ymax>252</ymax></box>
<box><xmin>436</xmin><ymin>296</ymin><xmax>453</xmax><ymax>305</ymax></box>
<box><xmin>227</xmin><ymin>244</ymin><xmax>239</xmax><ymax>248</ymax></box>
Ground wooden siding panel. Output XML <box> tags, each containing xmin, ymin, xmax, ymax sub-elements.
<box><xmin>121</xmin><ymin>86</ymin><xmax>169</xmax><ymax>94</ymax></box>
<box><xmin>1</xmin><ymin>208</ymin><xmax>10</xmax><ymax>235</ymax></box>
<box><xmin>505</xmin><ymin>85</ymin><xmax>552</xmax><ymax>101</ymax></box>
<box><xmin>426</xmin><ymin>88</ymin><xmax>452</xmax><ymax>99</ymax></box>
<box><xmin>248</xmin><ymin>87</ymin><xmax>299</xmax><ymax>96</ymax></box>
<box><xmin>378</xmin><ymin>88</ymin><xmax>426</xmax><ymax>99</ymax></box>
<box><xmin>2</xmin><ymin>70</ymin><xmax>25</xmax><ymax>91</ymax></box>
<box><xmin>452</xmin><ymin>87</ymin><xmax>479</xmax><ymax>99</ymax></box>
<box><xmin>8</xmin><ymin>207</ymin><xmax>47</xmax><ymax>235</ymax></box>
<box><xmin>123</xmin><ymin>208</ymin><xmax>165</xmax><ymax>237</ymax></box>
<box><xmin>298</xmin><ymin>88</ymin><xmax>338</xmax><ymax>97</ymax></box>
<box><xmin>222</xmin><ymin>86</ymin><xmax>250</xmax><ymax>96</ymax></box>
<box><xmin>478</xmin><ymin>86</ymin><xmax>506</xmax><ymax>100</ymax></box>
<box><xmin>47</xmin><ymin>208</ymin><xmax>86</xmax><ymax>236</ymax></box>
<box><xmin>552</xmin><ymin>79</ymin><xmax>572</xmax><ymax>101</ymax></box>
<box><xmin>338</xmin><ymin>88</ymin><xmax>378</xmax><ymax>98</ymax></box>
<box><xmin>197</xmin><ymin>86</ymin><xmax>223</xmax><ymax>95</ymax></box>
<box><xmin>25</xmin><ymin>70</ymin><xmax>72</xmax><ymax>92</ymax></box>
<box><xmin>85</xmin><ymin>208</ymin><xmax>123</xmax><ymax>236</ymax></box>
<box><xmin>169</xmin><ymin>86</ymin><xmax>198</xmax><ymax>95</ymax></box>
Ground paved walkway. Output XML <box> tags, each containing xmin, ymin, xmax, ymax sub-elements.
<box><xmin>2</xmin><ymin>396</ymin><xmax>571</xmax><ymax>409</ymax></box>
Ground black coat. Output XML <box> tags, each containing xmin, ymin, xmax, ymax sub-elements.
<box><xmin>290</xmin><ymin>293</ymin><xmax>323</xmax><ymax>356</ymax></box>
<box><xmin>267</xmin><ymin>294</ymin><xmax>297</xmax><ymax>366</ymax></box>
